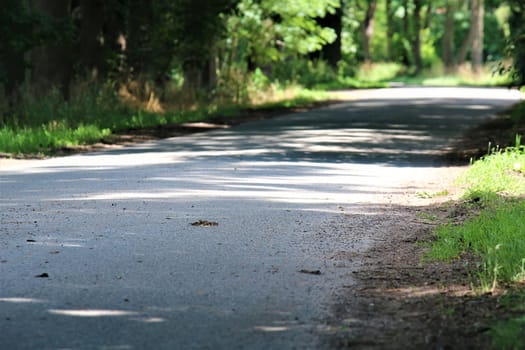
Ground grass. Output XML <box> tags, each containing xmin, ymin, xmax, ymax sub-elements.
<box><xmin>0</xmin><ymin>83</ymin><xmax>333</xmax><ymax>156</ymax></box>
<box><xmin>312</xmin><ymin>62</ymin><xmax>513</xmax><ymax>90</ymax></box>
<box><xmin>427</xmin><ymin>139</ymin><xmax>525</xmax><ymax>290</ymax></box>
<box><xmin>0</xmin><ymin>124</ymin><xmax>111</xmax><ymax>155</ymax></box>
<box><xmin>416</xmin><ymin>189</ymin><xmax>450</xmax><ymax>199</ymax></box>
<box><xmin>389</xmin><ymin>63</ymin><xmax>514</xmax><ymax>87</ymax></box>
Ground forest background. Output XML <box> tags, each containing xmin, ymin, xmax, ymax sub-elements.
<box><xmin>1</xmin><ymin>0</ymin><xmax>524</xmax><ymax>155</ymax></box>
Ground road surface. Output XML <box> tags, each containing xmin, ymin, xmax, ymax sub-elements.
<box><xmin>0</xmin><ymin>87</ymin><xmax>521</xmax><ymax>349</ymax></box>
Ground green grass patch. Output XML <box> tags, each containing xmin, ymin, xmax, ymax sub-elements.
<box><xmin>386</xmin><ymin>63</ymin><xmax>513</xmax><ymax>87</ymax></box>
<box><xmin>459</xmin><ymin>137</ymin><xmax>525</xmax><ymax>199</ymax></box>
<box><xmin>427</xmin><ymin>138</ymin><xmax>525</xmax><ymax>291</ymax></box>
<box><xmin>429</xmin><ymin>200</ymin><xmax>525</xmax><ymax>283</ymax></box>
<box><xmin>416</xmin><ymin>189</ymin><xmax>450</xmax><ymax>199</ymax></box>
<box><xmin>390</xmin><ymin>73</ymin><xmax>512</xmax><ymax>87</ymax></box>
<box><xmin>0</xmin><ymin>123</ymin><xmax>111</xmax><ymax>155</ymax></box>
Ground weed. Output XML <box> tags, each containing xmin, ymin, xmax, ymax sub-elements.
<box><xmin>416</xmin><ymin>190</ymin><xmax>449</xmax><ymax>199</ymax></box>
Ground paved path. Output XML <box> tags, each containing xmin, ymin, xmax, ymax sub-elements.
<box><xmin>0</xmin><ymin>87</ymin><xmax>521</xmax><ymax>349</ymax></box>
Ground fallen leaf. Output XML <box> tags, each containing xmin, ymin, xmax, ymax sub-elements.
<box><xmin>191</xmin><ymin>220</ymin><xmax>219</xmax><ymax>227</ymax></box>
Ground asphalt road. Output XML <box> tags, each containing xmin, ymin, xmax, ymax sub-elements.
<box><xmin>0</xmin><ymin>87</ymin><xmax>521</xmax><ymax>349</ymax></box>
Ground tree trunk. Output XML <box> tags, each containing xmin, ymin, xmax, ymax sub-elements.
<box><xmin>2</xmin><ymin>0</ymin><xmax>28</xmax><ymax>100</ymax></box>
<box><xmin>424</xmin><ymin>1</ymin><xmax>433</xmax><ymax>29</ymax></box>
<box><xmin>471</xmin><ymin>0</ymin><xmax>484</xmax><ymax>73</ymax></box>
<box><xmin>443</xmin><ymin>0</ymin><xmax>457</xmax><ymax>71</ymax></box>
<box><xmin>126</xmin><ymin>0</ymin><xmax>153</xmax><ymax>77</ymax></box>
<box><xmin>30</xmin><ymin>0</ymin><xmax>73</xmax><ymax>98</ymax></box>
<box><xmin>4</xmin><ymin>51</ymin><xmax>25</xmax><ymax>102</ymax></box>
<box><xmin>401</xmin><ymin>0</ymin><xmax>411</xmax><ymax>65</ymax></box>
<box><xmin>412</xmin><ymin>0</ymin><xmax>422</xmax><ymax>73</ymax></box>
<box><xmin>362</xmin><ymin>1</ymin><xmax>377</xmax><ymax>62</ymax></box>
<box><xmin>76</xmin><ymin>0</ymin><xmax>106</xmax><ymax>80</ymax></box>
<box><xmin>386</xmin><ymin>0</ymin><xmax>393</xmax><ymax>61</ymax></box>
<box><xmin>202</xmin><ymin>43</ymin><xmax>218</xmax><ymax>89</ymax></box>
<box><xmin>456</xmin><ymin>0</ymin><xmax>484</xmax><ymax>70</ymax></box>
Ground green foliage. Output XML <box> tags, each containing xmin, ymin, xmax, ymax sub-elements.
<box><xmin>507</xmin><ymin>1</ymin><xmax>525</xmax><ymax>86</ymax></box>
<box><xmin>272</xmin><ymin>58</ymin><xmax>338</xmax><ymax>87</ymax></box>
<box><xmin>223</xmin><ymin>0</ymin><xmax>340</xmax><ymax>70</ymax></box>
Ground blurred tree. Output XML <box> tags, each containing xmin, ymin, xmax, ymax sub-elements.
<box><xmin>442</xmin><ymin>0</ymin><xmax>458</xmax><ymax>71</ymax></box>
<box><xmin>385</xmin><ymin>0</ymin><xmax>393</xmax><ymax>60</ymax></box>
<box><xmin>507</xmin><ymin>0</ymin><xmax>525</xmax><ymax>85</ymax></box>
<box><xmin>223</xmin><ymin>0</ymin><xmax>339</xmax><ymax>69</ymax></box>
<box><xmin>362</xmin><ymin>0</ymin><xmax>378</xmax><ymax>62</ymax></box>
<box><xmin>412</xmin><ymin>0</ymin><xmax>423</xmax><ymax>72</ymax></box>
<box><xmin>311</xmin><ymin>3</ymin><xmax>343</xmax><ymax>68</ymax></box>
<box><xmin>0</xmin><ymin>0</ymin><xmax>72</xmax><ymax>99</ymax></box>
<box><xmin>29</xmin><ymin>0</ymin><xmax>75</xmax><ymax>97</ymax></box>
<box><xmin>457</xmin><ymin>0</ymin><xmax>484</xmax><ymax>71</ymax></box>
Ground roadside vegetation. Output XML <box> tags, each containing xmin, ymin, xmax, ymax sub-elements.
<box><xmin>1</xmin><ymin>0</ymin><xmax>524</xmax><ymax>157</ymax></box>
<box><xmin>0</xmin><ymin>81</ymin><xmax>334</xmax><ymax>156</ymax></box>
<box><xmin>425</xmin><ymin>128</ymin><xmax>525</xmax><ymax>347</ymax></box>
<box><xmin>0</xmin><ymin>63</ymin><xmax>513</xmax><ymax>157</ymax></box>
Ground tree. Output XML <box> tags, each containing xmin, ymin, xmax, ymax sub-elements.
<box><xmin>412</xmin><ymin>0</ymin><xmax>423</xmax><ymax>73</ymax></box>
<box><xmin>223</xmin><ymin>0</ymin><xmax>340</xmax><ymax>70</ymax></box>
<box><xmin>471</xmin><ymin>0</ymin><xmax>485</xmax><ymax>73</ymax></box>
<box><xmin>0</xmin><ymin>0</ymin><xmax>30</xmax><ymax>98</ymax></box>
<box><xmin>385</xmin><ymin>0</ymin><xmax>394</xmax><ymax>60</ymax></box>
<box><xmin>312</xmin><ymin>3</ymin><xmax>343</xmax><ymax>68</ymax></box>
<box><xmin>507</xmin><ymin>0</ymin><xmax>525</xmax><ymax>85</ymax></box>
<box><xmin>457</xmin><ymin>0</ymin><xmax>485</xmax><ymax>72</ymax></box>
<box><xmin>29</xmin><ymin>0</ymin><xmax>74</xmax><ymax>97</ymax></box>
<box><xmin>442</xmin><ymin>0</ymin><xmax>457</xmax><ymax>71</ymax></box>
<box><xmin>0</xmin><ymin>0</ymin><xmax>71</xmax><ymax>100</ymax></box>
<box><xmin>362</xmin><ymin>0</ymin><xmax>378</xmax><ymax>62</ymax></box>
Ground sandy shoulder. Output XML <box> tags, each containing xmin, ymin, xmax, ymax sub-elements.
<box><xmin>0</xmin><ymin>157</ymin><xmax>39</xmax><ymax>170</ymax></box>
